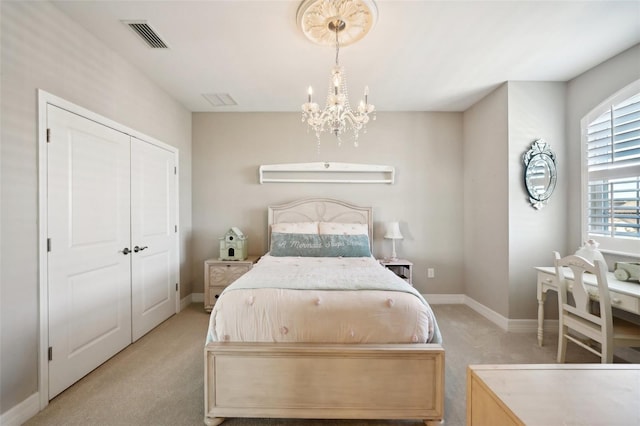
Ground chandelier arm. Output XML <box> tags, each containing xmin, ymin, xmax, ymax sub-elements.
<box><xmin>342</xmin><ymin>112</ymin><xmax>364</xmax><ymax>130</ymax></box>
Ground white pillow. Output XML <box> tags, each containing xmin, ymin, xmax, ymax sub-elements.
<box><xmin>271</xmin><ymin>221</ymin><xmax>318</xmax><ymax>234</ymax></box>
<box><xmin>318</xmin><ymin>222</ymin><xmax>368</xmax><ymax>235</ymax></box>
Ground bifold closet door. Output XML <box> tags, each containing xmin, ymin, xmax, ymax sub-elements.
<box><xmin>130</xmin><ymin>137</ymin><xmax>177</xmax><ymax>341</ymax></box>
<box><xmin>47</xmin><ymin>105</ymin><xmax>132</xmax><ymax>398</ymax></box>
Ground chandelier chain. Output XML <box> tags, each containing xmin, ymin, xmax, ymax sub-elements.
<box><xmin>334</xmin><ymin>22</ymin><xmax>340</xmax><ymax>67</ymax></box>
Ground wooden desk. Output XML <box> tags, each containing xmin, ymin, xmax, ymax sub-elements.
<box><xmin>467</xmin><ymin>364</ymin><xmax>640</xmax><ymax>426</ymax></box>
<box><xmin>535</xmin><ymin>266</ymin><xmax>640</xmax><ymax>346</ymax></box>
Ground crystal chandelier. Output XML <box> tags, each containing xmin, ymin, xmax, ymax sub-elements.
<box><xmin>298</xmin><ymin>0</ymin><xmax>377</xmax><ymax>148</ymax></box>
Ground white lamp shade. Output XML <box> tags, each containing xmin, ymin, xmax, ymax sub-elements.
<box><xmin>384</xmin><ymin>221</ymin><xmax>403</xmax><ymax>240</ymax></box>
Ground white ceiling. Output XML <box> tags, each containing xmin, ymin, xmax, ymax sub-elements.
<box><xmin>50</xmin><ymin>0</ymin><xmax>640</xmax><ymax>112</ymax></box>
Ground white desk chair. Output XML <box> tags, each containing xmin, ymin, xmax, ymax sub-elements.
<box><xmin>554</xmin><ymin>252</ymin><xmax>640</xmax><ymax>363</ymax></box>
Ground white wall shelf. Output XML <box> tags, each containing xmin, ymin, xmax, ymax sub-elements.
<box><xmin>259</xmin><ymin>162</ymin><xmax>395</xmax><ymax>184</ymax></box>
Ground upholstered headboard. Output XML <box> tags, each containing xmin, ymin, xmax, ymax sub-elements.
<box><xmin>267</xmin><ymin>198</ymin><xmax>373</xmax><ymax>251</ymax></box>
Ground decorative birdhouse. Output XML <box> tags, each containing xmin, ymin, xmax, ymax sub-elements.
<box><xmin>219</xmin><ymin>227</ymin><xmax>247</xmax><ymax>261</ymax></box>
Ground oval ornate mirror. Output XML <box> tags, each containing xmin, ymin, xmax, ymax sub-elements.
<box><xmin>523</xmin><ymin>139</ymin><xmax>557</xmax><ymax>209</ymax></box>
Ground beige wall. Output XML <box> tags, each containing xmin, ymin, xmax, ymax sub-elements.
<box><xmin>462</xmin><ymin>81</ymin><xmax>568</xmax><ymax>320</ymax></box>
<box><xmin>507</xmin><ymin>81</ymin><xmax>567</xmax><ymax>319</ymax></box>
<box><xmin>461</xmin><ymin>62</ymin><xmax>639</xmax><ymax>321</ymax></box>
<box><xmin>0</xmin><ymin>1</ymin><xmax>192</xmax><ymax>414</ymax></box>
<box><xmin>192</xmin><ymin>111</ymin><xmax>465</xmax><ymax>296</ymax></box>
<box><xmin>462</xmin><ymin>84</ymin><xmax>510</xmax><ymax>317</ymax></box>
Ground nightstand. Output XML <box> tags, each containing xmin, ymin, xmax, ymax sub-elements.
<box><xmin>379</xmin><ymin>258</ymin><xmax>413</xmax><ymax>285</ymax></box>
<box><xmin>204</xmin><ymin>256</ymin><xmax>259</xmax><ymax>312</ymax></box>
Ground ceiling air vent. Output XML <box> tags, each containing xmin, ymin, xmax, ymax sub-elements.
<box><xmin>122</xmin><ymin>20</ymin><xmax>168</xmax><ymax>49</ymax></box>
<box><xmin>203</xmin><ymin>93</ymin><xmax>238</xmax><ymax>107</ymax></box>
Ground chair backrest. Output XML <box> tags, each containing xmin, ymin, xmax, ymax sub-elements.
<box><xmin>553</xmin><ymin>251</ymin><xmax>613</xmax><ymax>336</ymax></box>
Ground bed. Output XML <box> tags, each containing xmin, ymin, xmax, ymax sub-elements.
<box><xmin>204</xmin><ymin>198</ymin><xmax>445</xmax><ymax>425</ymax></box>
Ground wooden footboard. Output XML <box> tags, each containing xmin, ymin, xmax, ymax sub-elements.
<box><xmin>204</xmin><ymin>342</ymin><xmax>445</xmax><ymax>425</ymax></box>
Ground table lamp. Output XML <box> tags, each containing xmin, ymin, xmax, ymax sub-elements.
<box><xmin>384</xmin><ymin>221</ymin><xmax>403</xmax><ymax>261</ymax></box>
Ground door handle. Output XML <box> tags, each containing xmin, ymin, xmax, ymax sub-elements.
<box><xmin>133</xmin><ymin>246</ymin><xmax>148</xmax><ymax>253</ymax></box>
<box><xmin>121</xmin><ymin>247</ymin><xmax>131</xmax><ymax>255</ymax></box>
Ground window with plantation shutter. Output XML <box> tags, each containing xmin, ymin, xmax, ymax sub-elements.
<box><xmin>584</xmin><ymin>87</ymin><xmax>640</xmax><ymax>255</ymax></box>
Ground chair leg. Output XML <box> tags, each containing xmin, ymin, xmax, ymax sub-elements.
<box><xmin>601</xmin><ymin>345</ymin><xmax>613</xmax><ymax>363</ymax></box>
<box><xmin>557</xmin><ymin>327</ymin><xmax>567</xmax><ymax>363</ymax></box>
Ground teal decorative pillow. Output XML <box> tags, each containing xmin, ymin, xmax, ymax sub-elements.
<box><xmin>270</xmin><ymin>232</ymin><xmax>324</xmax><ymax>257</ymax></box>
<box><xmin>270</xmin><ymin>232</ymin><xmax>371</xmax><ymax>257</ymax></box>
<box><xmin>319</xmin><ymin>234</ymin><xmax>371</xmax><ymax>257</ymax></box>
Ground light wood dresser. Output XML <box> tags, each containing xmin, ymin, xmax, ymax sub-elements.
<box><xmin>204</xmin><ymin>256</ymin><xmax>259</xmax><ymax>312</ymax></box>
<box><xmin>467</xmin><ymin>364</ymin><xmax>640</xmax><ymax>425</ymax></box>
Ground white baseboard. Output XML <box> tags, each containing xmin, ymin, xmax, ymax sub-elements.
<box><xmin>463</xmin><ymin>296</ymin><xmax>510</xmax><ymax>331</ymax></box>
<box><xmin>423</xmin><ymin>293</ymin><xmax>466</xmax><ymax>304</ymax></box>
<box><xmin>424</xmin><ymin>293</ymin><xmax>553</xmax><ymax>333</ymax></box>
<box><xmin>180</xmin><ymin>293</ymin><xmax>204</xmax><ymax>310</ymax></box>
<box><xmin>1</xmin><ymin>392</ymin><xmax>40</xmax><ymax>426</ymax></box>
<box><xmin>180</xmin><ymin>294</ymin><xmax>192</xmax><ymax>311</ymax></box>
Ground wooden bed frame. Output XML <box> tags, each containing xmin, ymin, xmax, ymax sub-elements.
<box><xmin>204</xmin><ymin>198</ymin><xmax>445</xmax><ymax>425</ymax></box>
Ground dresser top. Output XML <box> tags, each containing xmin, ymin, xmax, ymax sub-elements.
<box><xmin>470</xmin><ymin>364</ymin><xmax>640</xmax><ymax>426</ymax></box>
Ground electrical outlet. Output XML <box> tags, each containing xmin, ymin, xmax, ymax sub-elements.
<box><xmin>427</xmin><ymin>268</ymin><xmax>435</xmax><ymax>278</ymax></box>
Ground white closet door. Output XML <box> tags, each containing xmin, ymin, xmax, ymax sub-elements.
<box><xmin>47</xmin><ymin>105</ymin><xmax>132</xmax><ymax>398</ymax></box>
<box><xmin>130</xmin><ymin>137</ymin><xmax>178</xmax><ymax>341</ymax></box>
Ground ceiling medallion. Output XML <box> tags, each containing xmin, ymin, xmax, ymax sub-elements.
<box><xmin>297</xmin><ymin>0</ymin><xmax>378</xmax><ymax>47</ymax></box>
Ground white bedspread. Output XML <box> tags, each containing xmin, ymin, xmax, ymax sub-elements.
<box><xmin>206</xmin><ymin>255</ymin><xmax>441</xmax><ymax>344</ymax></box>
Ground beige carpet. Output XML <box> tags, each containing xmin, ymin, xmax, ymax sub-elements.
<box><xmin>26</xmin><ymin>303</ymin><xmax>625</xmax><ymax>426</ymax></box>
